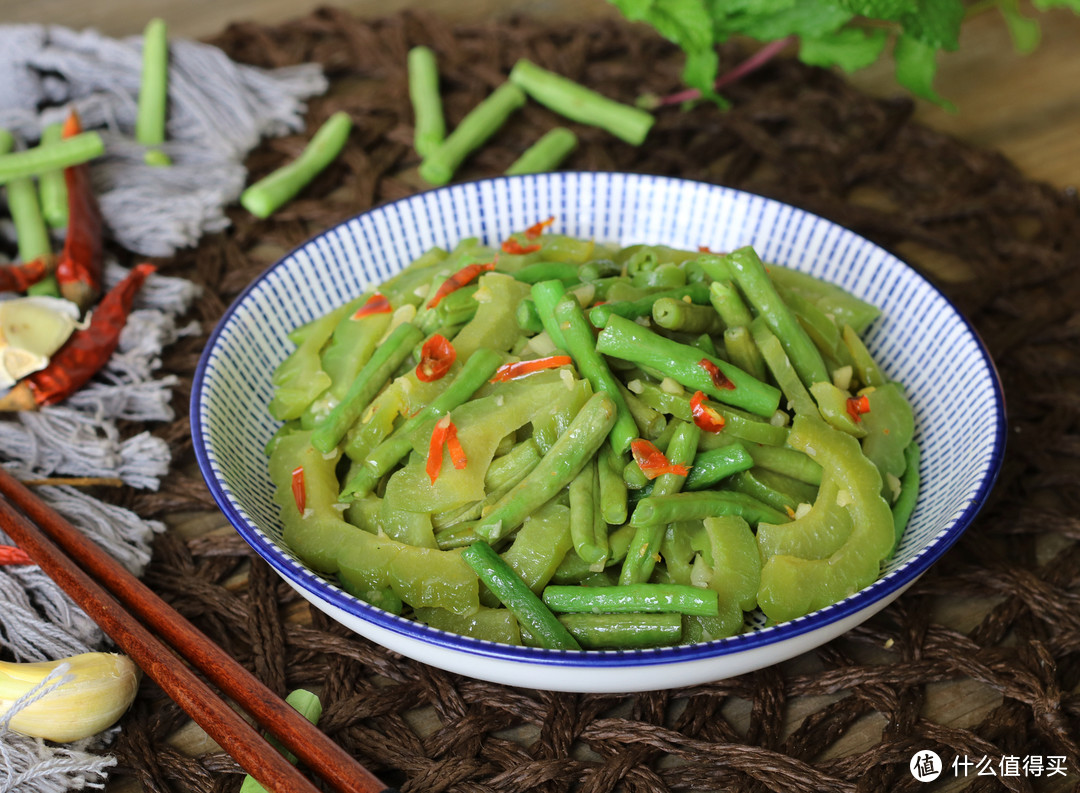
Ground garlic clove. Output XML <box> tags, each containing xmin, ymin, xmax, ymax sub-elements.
<box><xmin>0</xmin><ymin>296</ymin><xmax>80</xmax><ymax>359</ymax></box>
<box><xmin>3</xmin><ymin>346</ymin><xmax>50</xmax><ymax>381</ymax></box>
<box><xmin>0</xmin><ymin>652</ymin><xmax>141</xmax><ymax>742</ymax></box>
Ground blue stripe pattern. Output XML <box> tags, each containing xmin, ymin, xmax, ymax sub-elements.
<box><xmin>191</xmin><ymin>173</ymin><xmax>1006</xmax><ymax>672</ymax></box>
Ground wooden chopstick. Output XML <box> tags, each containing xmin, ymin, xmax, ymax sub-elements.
<box><xmin>0</xmin><ymin>469</ymin><xmax>395</xmax><ymax>793</ymax></box>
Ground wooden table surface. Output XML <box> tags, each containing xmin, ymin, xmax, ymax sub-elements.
<box><xmin>6</xmin><ymin>2</ymin><xmax>1079</xmax><ymax>791</ymax></box>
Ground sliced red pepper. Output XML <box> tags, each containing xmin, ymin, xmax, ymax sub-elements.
<box><xmin>427</xmin><ymin>415</ymin><xmax>467</xmax><ymax>484</ymax></box>
<box><xmin>501</xmin><ymin>238</ymin><xmax>542</xmax><ymax>256</ymax></box>
<box><xmin>416</xmin><ymin>334</ymin><xmax>456</xmax><ymax>382</ymax></box>
<box><xmin>698</xmin><ymin>358</ymin><xmax>736</xmax><ymax>391</ymax></box>
<box><xmin>291</xmin><ymin>466</ymin><xmax>306</xmax><ymax>513</ymax></box>
<box><xmin>698</xmin><ymin>245</ymin><xmax>712</xmax><ymax>253</ymax></box>
<box><xmin>0</xmin><ymin>545</ymin><xmax>33</xmax><ymax>566</ymax></box>
<box><xmin>55</xmin><ymin>110</ymin><xmax>103</xmax><ymax>312</ymax></box>
<box><xmin>0</xmin><ymin>263</ymin><xmax>155</xmax><ymax>411</ymax></box>
<box><xmin>524</xmin><ymin>216</ymin><xmax>556</xmax><ymax>240</ymax></box>
<box><xmin>427</xmin><ymin>262</ymin><xmax>495</xmax><ymax>308</ymax></box>
<box><xmin>631</xmin><ymin>439</ymin><xmax>690</xmax><ymax>480</ymax></box>
<box><xmin>490</xmin><ymin>355</ymin><xmax>573</xmax><ymax>383</ymax></box>
<box><xmin>846</xmin><ymin>394</ymin><xmax>871</xmax><ymax>423</ymax></box>
<box><xmin>689</xmin><ymin>390</ymin><xmax>726</xmax><ymax>433</ymax></box>
<box><xmin>352</xmin><ymin>292</ymin><xmax>392</xmax><ymax>319</ymax></box>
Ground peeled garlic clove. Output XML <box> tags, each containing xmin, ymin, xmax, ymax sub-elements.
<box><xmin>3</xmin><ymin>346</ymin><xmax>50</xmax><ymax>381</ymax></box>
<box><xmin>0</xmin><ymin>296</ymin><xmax>80</xmax><ymax>358</ymax></box>
<box><xmin>0</xmin><ymin>652</ymin><xmax>140</xmax><ymax>742</ymax></box>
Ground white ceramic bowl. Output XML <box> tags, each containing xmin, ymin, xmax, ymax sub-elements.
<box><xmin>192</xmin><ymin>172</ymin><xmax>1005</xmax><ymax>693</ymax></box>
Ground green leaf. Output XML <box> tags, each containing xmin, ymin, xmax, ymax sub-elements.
<box><xmin>1032</xmin><ymin>0</ymin><xmax>1080</xmax><ymax>9</ymax></box>
<box><xmin>835</xmin><ymin>0</ymin><xmax>916</xmax><ymax>19</ymax></box>
<box><xmin>723</xmin><ymin>0</ymin><xmax>853</xmax><ymax>40</ymax></box>
<box><xmin>799</xmin><ymin>27</ymin><xmax>888</xmax><ymax>73</ymax></box>
<box><xmin>893</xmin><ymin>34</ymin><xmax>955</xmax><ymax>110</ymax></box>
<box><xmin>999</xmin><ymin>0</ymin><xmax>1041</xmax><ymax>53</ymax></box>
<box><xmin>612</xmin><ymin>0</ymin><xmax>721</xmax><ymax>96</ymax></box>
<box><xmin>898</xmin><ymin>0</ymin><xmax>964</xmax><ymax>49</ymax></box>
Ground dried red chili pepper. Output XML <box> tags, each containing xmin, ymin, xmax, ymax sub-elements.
<box><xmin>501</xmin><ymin>238</ymin><xmax>542</xmax><ymax>256</ymax></box>
<box><xmin>352</xmin><ymin>292</ymin><xmax>392</xmax><ymax>319</ymax></box>
<box><xmin>846</xmin><ymin>394</ymin><xmax>871</xmax><ymax>423</ymax></box>
<box><xmin>0</xmin><ymin>263</ymin><xmax>155</xmax><ymax>411</ymax></box>
<box><xmin>291</xmin><ymin>466</ymin><xmax>306</xmax><ymax>513</ymax></box>
<box><xmin>490</xmin><ymin>355</ymin><xmax>573</xmax><ymax>383</ymax></box>
<box><xmin>0</xmin><ymin>545</ymin><xmax>33</xmax><ymax>566</ymax></box>
<box><xmin>698</xmin><ymin>358</ymin><xmax>736</xmax><ymax>391</ymax></box>
<box><xmin>55</xmin><ymin>110</ymin><xmax>103</xmax><ymax>312</ymax></box>
<box><xmin>427</xmin><ymin>415</ymin><xmax>467</xmax><ymax>484</ymax></box>
<box><xmin>631</xmin><ymin>439</ymin><xmax>690</xmax><ymax>479</ymax></box>
<box><xmin>524</xmin><ymin>216</ymin><xmax>555</xmax><ymax>240</ymax></box>
<box><xmin>689</xmin><ymin>390</ymin><xmax>726</xmax><ymax>433</ymax></box>
<box><xmin>416</xmin><ymin>334</ymin><xmax>456</xmax><ymax>382</ymax></box>
<box><xmin>0</xmin><ymin>257</ymin><xmax>53</xmax><ymax>293</ymax></box>
<box><xmin>427</xmin><ymin>262</ymin><xmax>495</xmax><ymax>308</ymax></box>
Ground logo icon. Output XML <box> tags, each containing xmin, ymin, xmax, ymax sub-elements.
<box><xmin>910</xmin><ymin>750</ymin><xmax>943</xmax><ymax>782</ymax></box>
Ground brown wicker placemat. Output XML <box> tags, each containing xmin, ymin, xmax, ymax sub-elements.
<box><xmin>103</xmin><ymin>8</ymin><xmax>1080</xmax><ymax>792</ymax></box>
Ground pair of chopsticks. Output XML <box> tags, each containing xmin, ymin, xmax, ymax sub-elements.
<box><xmin>0</xmin><ymin>467</ymin><xmax>396</xmax><ymax>793</ymax></box>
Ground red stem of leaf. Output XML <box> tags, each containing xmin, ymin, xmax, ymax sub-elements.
<box><xmin>655</xmin><ymin>36</ymin><xmax>797</xmax><ymax>107</ymax></box>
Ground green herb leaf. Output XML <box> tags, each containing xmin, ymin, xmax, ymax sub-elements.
<box><xmin>799</xmin><ymin>28</ymin><xmax>888</xmax><ymax>73</ymax></box>
<box><xmin>999</xmin><ymin>0</ymin><xmax>1042</xmax><ymax>53</ymax></box>
<box><xmin>1032</xmin><ymin>0</ymin><xmax>1080</xmax><ymax>9</ymax></box>
<box><xmin>897</xmin><ymin>0</ymin><xmax>965</xmax><ymax>49</ymax></box>
<box><xmin>893</xmin><ymin>34</ymin><xmax>955</xmax><ymax>110</ymax></box>
<box><xmin>835</xmin><ymin>0</ymin><xmax>916</xmax><ymax>20</ymax></box>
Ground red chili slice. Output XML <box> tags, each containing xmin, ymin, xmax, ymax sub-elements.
<box><xmin>0</xmin><ymin>545</ymin><xmax>33</xmax><ymax>566</ymax></box>
<box><xmin>417</xmin><ymin>334</ymin><xmax>456</xmax><ymax>382</ymax></box>
<box><xmin>427</xmin><ymin>415</ymin><xmax>467</xmax><ymax>484</ymax></box>
<box><xmin>490</xmin><ymin>355</ymin><xmax>573</xmax><ymax>383</ymax></box>
<box><xmin>524</xmin><ymin>216</ymin><xmax>556</xmax><ymax>240</ymax></box>
<box><xmin>427</xmin><ymin>262</ymin><xmax>495</xmax><ymax>308</ymax></box>
<box><xmin>501</xmin><ymin>238</ymin><xmax>542</xmax><ymax>256</ymax></box>
<box><xmin>631</xmin><ymin>439</ymin><xmax>690</xmax><ymax>480</ymax></box>
<box><xmin>689</xmin><ymin>390</ymin><xmax>726</xmax><ymax>433</ymax></box>
<box><xmin>846</xmin><ymin>394</ymin><xmax>871</xmax><ymax>423</ymax></box>
<box><xmin>698</xmin><ymin>358</ymin><xmax>736</xmax><ymax>391</ymax></box>
<box><xmin>352</xmin><ymin>292</ymin><xmax>392</xmax><ymax>319</ymax></box>
<box><xmin>291</xmin><ymin>466</ymin><xmax>306</xmax><ymax>513</ymax></box>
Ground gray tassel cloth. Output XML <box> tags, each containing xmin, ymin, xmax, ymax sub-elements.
<box><xmin>0</xmin><ymin>21</ymin><xmax>328</xmax><ymax>793</ymax></box>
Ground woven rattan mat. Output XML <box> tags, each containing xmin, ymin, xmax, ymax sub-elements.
<box><xmin>102</xmin><ymin>8</ymin><xmax>1080</xmax><ymax>792</ymax></box>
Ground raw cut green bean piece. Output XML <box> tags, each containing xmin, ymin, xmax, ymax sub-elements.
<box><xmin>543</xmin><ymin>583</ymin><xmax>718</xmax><ymax>616</ymax></box>
<box><xmin>726</xmin><ymin>247</ymin><xmax>830</xmax><ymax>389</ymax></box>
<box><xmin>553</xmin><ymin>295</ymin><xmax>639</xmax><ymax>454</ymax></box>
<box><xmin>557</xmin><ymin>613</ymin><xmax>681</xmax><ymax>649</ymax></box>
<box><xmin>632</xmin><ymin>490</ymin><xmax>789</xmax><ymax>529</ymax></box>
<box><xmin>461</xmin><ymin>540</ymin><xmax>581</xmax><ymax>651</ymax></box>
<box><xmin>0</xmin><ymin>134</ymin><xmax>50</xmax><ymax>265</ymax></box>
<box><xmin>683</xmin><ymin>444</ymin><xmax>754</xmax><ymax>490</ymax></box>
<box><xmin>620</xmin><ymin>419</ymin><xmax>699</xmax><ymax>585</ymax></box>
<box><xmin>723</xmin><ymin>326</ymin><xmax>767</xmax><ymax>382</ymax></box>
<box><xmin>597</xmin><ymin>314</ymin><xmax>781</xmax><ymax>418</ymax></box>
<box><xmin>475</xmin><ymin>392</ymin><xmax>618</xmax><ymax>543</ymax></box>
<box><xmin>309</xmin><ymin>321</ymin><xmax>423</xmax><ymax>451</ymax></box>
<box><xmin>37</xmin><ymin>122</ymin><xmax>68</xmax><ymax>228</ymax></box>
<box><xmin>136</xmin><ymin>18</ymin><xmax>171</xmax><ymax>165</ymax></box>
<box><xmin>890</xmin><ymin>442</ymin><xmax>920</xmax><ymax>552</ymax></box>
<box><xmin>588</xmin><ymin>283</ymin><xmax>711</xmax><ymax>328</ymax></box>
<box><xmin>505</xmin><ymin>127</ymin><xmax>578</xmax><ymax>175</ymax></box>
<box><xmin>238</xmin><ymin>688</ymin><xmax>323</xmax><ymax>793</ymax></box>
<box><xmin>408</xmin><ymin>46</ymin><xmax>446</xmax><ymax>158</ymax></box>
<box><xmin>508</xmin><ymin>59</ymin><xmax>654</xmax><ymax>145</ymax></box>
<box><xmin>651</xmin><ymin>297</ymin><xmax>724</xmax><ymax>335</ymax></box>
<box><xmin>0</xmin><ymin>132</ymin><xmax>105</xmax><ymax>185</ymax></box>
<box><xmin>241</xmin><ymin>111</ymin><xmax>353</xmax><ymax>218</ymax></box>
<box><xmin>419</xmin><ymin>83</ymin><xmax>526</xmax><ymax>186</ymax></box>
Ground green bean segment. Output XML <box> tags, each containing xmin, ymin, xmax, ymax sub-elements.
<box><xmin>266</xmin><ymin>226</ymin><xmax>917</xmax><ymax>650</ymax></box>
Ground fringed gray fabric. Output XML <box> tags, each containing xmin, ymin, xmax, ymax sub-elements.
<box><xmin>0</xmin><ymin>24</ymin><xmax>327</xmax><ymax>256</ymax></box>
<box><xmin>0</xmin><ymin>21</ymin><xmax>327</xmax><ymax>793</ymax></box>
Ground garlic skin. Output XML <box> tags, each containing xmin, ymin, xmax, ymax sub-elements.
<box><xmin>0</xmin><ymin>652</ymin><xmax>140</xmax><ymax>742</ymax></box>
<box><xmin>0</xmin><ymin>296</ymin><xmax>82</xmax><ymax>387</ymax></box>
